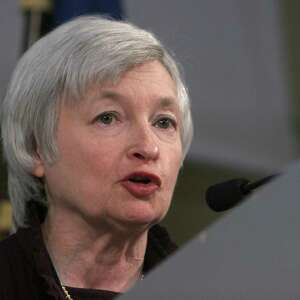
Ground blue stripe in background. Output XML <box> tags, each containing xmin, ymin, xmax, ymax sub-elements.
<box><xmin>53</xmin><ymin>0</ymin><xmax>124</xmax><ymax>26</ymax></box>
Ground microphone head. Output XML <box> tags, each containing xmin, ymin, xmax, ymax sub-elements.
<box><xmin>206</xmin><ymin>178</ymin><xmax>250</xmax><ymax>212</ymax></box>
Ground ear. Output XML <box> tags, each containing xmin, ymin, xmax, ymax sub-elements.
<box><xmin>32</xmin><ymin>159</ymin><xmax>45</xmax><ymax>178</ymax></box>
<box><xmin>32</xmin><ymin>149</ymin><xmax>45</xmax><ymax>178</ymax></box>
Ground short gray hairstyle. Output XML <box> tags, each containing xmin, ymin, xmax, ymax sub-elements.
<box><xmin>1</xmin><ymin>15</ymin><xmax>193</xmax><ymax>228</ymax></box>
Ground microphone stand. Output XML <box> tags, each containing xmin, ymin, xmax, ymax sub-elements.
<box><xmin>241</xmin><ymin>174</ymin><xmax>278</xmax><ymax>194</ymax></box>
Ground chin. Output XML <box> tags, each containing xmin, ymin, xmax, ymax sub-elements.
<box><xmin>120</xmin><ymin>207</ymin><xmax>165</xmax><ymax>229</ymax></box>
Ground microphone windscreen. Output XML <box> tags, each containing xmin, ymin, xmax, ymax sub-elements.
<box><xmin>206</xmin><ymin>178</ymin><xmax>250</xmax><ymax>212</ymax></box>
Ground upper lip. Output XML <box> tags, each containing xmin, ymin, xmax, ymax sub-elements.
<box><xmin>122</xmin><ymin>171</ymin><xmax>162</xmax><ymax>187</ymax></box>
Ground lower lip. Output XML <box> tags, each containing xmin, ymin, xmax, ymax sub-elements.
<box><xmin>121</xmin><ymin>181</ymin><xmax>159</xmax><ymax>198</ymax></box>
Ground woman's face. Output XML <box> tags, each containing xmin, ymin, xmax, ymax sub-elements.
<box><xmin>34</xmin><ymin>61</ymin><xmax>183</xmax><ymax>231</ymax></box>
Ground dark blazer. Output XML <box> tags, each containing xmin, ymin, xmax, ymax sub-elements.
<box><xmin>0</xmin><ymin>204</ymin><xmax>177</xmax><ymax>300</ymax></box>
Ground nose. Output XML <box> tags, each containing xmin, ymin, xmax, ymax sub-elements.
<box><xmin>127</xmin><ymin>125</ymin><xmax>160</xmax><ymax>162</ymax></box>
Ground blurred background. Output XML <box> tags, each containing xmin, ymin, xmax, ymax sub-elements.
<box><xmin>0</xmin><ymin>0</ymin><xmax>299</xmax><ymax>244</ymax></box>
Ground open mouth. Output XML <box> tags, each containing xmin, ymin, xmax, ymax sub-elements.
<box><xmin>128</xmin><ymin>175</ymin><xmax>152</xmax><ymax>184</ymax></box>
<box><xmin>121</xmin><ymin>172</ymin><xmax>161</xmax><ymax>197</ymax></box>
<box><xmin>125</xmin><ymin>172</ymin><xmax>161</xmax><ymax>187</ymax></box>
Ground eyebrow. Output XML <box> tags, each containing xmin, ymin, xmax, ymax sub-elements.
<box><xmin>159</xmin><ymin>97</ymin><xmax>177</xmax><ymax>108</ymax></box>
<box><xmin>97</xmin><ymin>90</ymin><xmax>124</xmax><ymax>102</ymax></box>
<box><xmin>97</xmin><ymin>90</ymin><xmax>178</xmax><ymax>109</ymax></box>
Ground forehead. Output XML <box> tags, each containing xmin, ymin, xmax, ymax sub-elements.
<box><xmin>84</xmin><ymin>61</ymin><xmax>179</xmax><ymax>108</ymax></box>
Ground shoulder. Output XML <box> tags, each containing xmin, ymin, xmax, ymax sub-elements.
<box><xmin>144</xmin><ymin>224</ymin><xmax>178</xmax><ymax>273</ymax></box>
<box><xmin>0</xmin><ymin>232</ymin><xmax>20</xmax><ymax>263</ymax></box>
<box><xmin>0</xmin><ymin>230</ymin><xmax>29</xmax><ymax>270</ymax></box>
<box><xmin>0</xmin><ymin>229</ymin><xmax>35</xmax><ymax>294</ymax></box>
<box><xmin>148</xmin><ymin>224</ymin><xmax>178</xmax><ymax>254</ymax></box>
<box><xmin>0</xmin><ymin>227</ymin><xmax>36</xmax><ymax>272</ymax></box>
<box><xmin>0</xmin><ymin>225</ymin><xmax>59</xmax><ymax>299</ymax></box>
<box><xmin>0</xmin><ymin>233</ymin><xmax>23</xmax><ymax>294</ymax></box>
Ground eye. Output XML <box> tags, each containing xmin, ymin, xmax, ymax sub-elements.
<box><xmin>154</xmin><ymin>116</ymin><xmax>177</xmax><ymax>130</ymax></box>
<box><xmin>95</xmin><ymin>111</ymin><xmax>119</xmax><ymax>125</ymax></box>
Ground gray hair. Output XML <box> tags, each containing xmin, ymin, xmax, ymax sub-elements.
<box><xmin>1</xmin><ymin>15</ymin><xmax>193</xmax><ymax>228</ymax></box>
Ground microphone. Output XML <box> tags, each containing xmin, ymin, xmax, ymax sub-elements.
<box><xmin>206</xmin><ymin>175</ymin><xmax>278</xmax><ymax>212</ymax></box>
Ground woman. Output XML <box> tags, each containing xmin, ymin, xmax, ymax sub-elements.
<box><xmin>0</xmin><ymin>16</ymin><xmax>193</xmax><ymax>299</ymax></box>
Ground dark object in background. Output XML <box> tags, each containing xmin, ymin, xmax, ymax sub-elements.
<box><xmin>20</xmin><ymin>0</ymin><xmax>124</xmax><ymax>53</ymax></box>
<box><xmin>53</xmin><ymin>0</ymin><xmax>124</xmax><ymax>26</ymax></box>
<box><xmin>20</xmin><ymin>0</ymin><xmax>54</xmax><ymax>52</ymax></box>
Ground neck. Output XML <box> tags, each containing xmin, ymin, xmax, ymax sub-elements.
<box><xmin>41</xmin><ymin>206</ymin><xmax>148</xmax><ymax>292</ymax></box>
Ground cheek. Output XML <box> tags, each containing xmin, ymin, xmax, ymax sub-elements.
<box><xmin>163</xmin><ymin>146</ymin><xmax>182</xmax><ymax>195</ymax></box>
<box><xmin>169</xmin><ymin>143</ymin><xmax>182</xmax><ymax>174</ymax></box>
<box><xmin>58</xmin><ymin>131</ymin><xmax>107</xmax><ymax>174</ymax></box>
